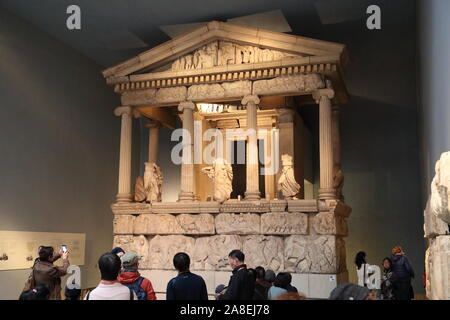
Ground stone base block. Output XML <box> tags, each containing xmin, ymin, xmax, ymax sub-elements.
<box><xmin>215</xmin><ymin>213</ymin><xmax>260</xmax><ymax>234</ymax></box>
<box><xmin>426</xmin><ymin>235</ymin><xmax>450</xmax><ymax>300</ymax></box>
<box><xmin>243</xmin><ymin>235</ymin><xmax>284</xmax><ymax>271</ymax></box>
<box><xmin>192</xmin><ymin>235</ymin><xmax>242</xmax><ymax>271</ymax></box>
<box><xmin>312</xmin><ymin>212</ymin><xmax>348</xmax><ymax>236</ymax></box>
<box><xmin>261</xmin><ymin>212</ymin><xmax>308</xmax><ymax>235</ymax></box>
<box><xmin>113</xmin><ymin>215</ymin><xmax>135</xmax><ymax>234</ymax></box>
<box><xmin>284</xmin><ymin>235</ymin><xmax>346</xmax><ymax>274</ymax></box>
<box><xmin>133</xmin><ymin>213</ymin><xmax>215</xmax><ymax>235</ymax></box>
<box><xmin>139</xmin><ymin>269</ymin><xmax>345</xmax><ymax>299</ymax></box>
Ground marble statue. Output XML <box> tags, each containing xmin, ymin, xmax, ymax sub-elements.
<box><xmin>429</xmin><ymin>152</ymin><xmax>450</xmax><ymax>224</ymax></box>
<box><xmin>143</xmin><ymin>162</ymin><xmax>163</xmax><ymax>203</ymax></box>
<box><xmin>278</xmin><ymin>154</ymin><xmax>300</xmax><ymax>200</ymax></box>
<box><xmin>134</xmin><ymin>177</ymin><xmax>146</xmax><ymax>202</ymax></box>
<box><xmin>201</xmin><ymin>158</ymin><xmax>233</xmax><ymax>203</ymax></box>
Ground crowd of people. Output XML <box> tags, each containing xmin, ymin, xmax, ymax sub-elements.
<box><xmin>354</xmin><ymin>245</ymin><xmax>415</xmax><ymax>300</ymax></box>
<box><xmin>19</xmin><ymin>244</ymin><xmax>415</xmax><ymax>301</ymax></box>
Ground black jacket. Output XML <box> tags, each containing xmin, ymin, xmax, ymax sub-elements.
<box><xmin>219</xmin><ymin>264</ymin><xmax>255</xmax><ymax>300</ymax></box>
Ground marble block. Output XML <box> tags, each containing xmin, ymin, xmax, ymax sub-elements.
<box><xmin>312</xmin><ymin>212</ymin><xmax>348</xmax><ymax>236</ymax></box>
<box><xmin>252</xmin><ymin>74</ymin><xmax>324</xmax><ymax>96</ymax></box>
<box><xmin>261</xmin><ymin>212</ymin><xmax>308</xmax><ymax>235</ymax></box>
<box><xmin>192</xmin><ymin>235</ymin><xmax>242</xmax><ymax>271</ymax></box>
<box><xmin>147</xmin><ymin>235</ymin><xmax>195</xmax><ymax>270</ymax></box>
<box><xmin>284</xmin><ymin>235</ymin><xmax>345</xmax><ymax>274</ymax></box>
<box><xmin>113</xmin><ymin>215</ymin><xmax>135</xmax><ymax>234</ymax></box>
<box><xmin>243</xmin><ymin>235</ymin><xmax>284</xmax><ymax>271</ymax></box>
<box><xmin>133</xmin><ymin>213</ymin><xmax>215</xmax><ymax>235</ymax></box>
<box><xmin>426</xmin><ymin>235</ymin><xmax>450</xmax><ymax>300</ymax></box>
<box><xmin>215</xmin><ymin>213</ymin><xmax>260</xmax><ymax>234</ymax></box>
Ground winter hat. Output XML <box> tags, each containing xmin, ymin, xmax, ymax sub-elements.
<box><xmin>111</xmin><ymin>247</ymin><xmax>125</xmax><ymax>255</ymax></box>
<box><xmin>329</xmin><ymin>283</ymin><xmax>370</xmax><ymax>300</ymax></box>
<box><xmin>121</xmin><ymin>252</ymin><xmax>139</xmax><ymax>268</ymax></box>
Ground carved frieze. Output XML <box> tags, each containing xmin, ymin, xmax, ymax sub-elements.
<box><xmin>171</xmin><ymin>41</ymin><xmax>298</xmax><ymax>71</ymax></box>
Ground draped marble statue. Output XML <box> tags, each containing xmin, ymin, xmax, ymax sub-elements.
<box><xmin>134</xmin><ymin>162</ymin><xmax>163</xmax><ymax>203</ymax></box>
<box><xmin>201</xmin><ymin>158</ymin><xmax>233</xmax><ymax>203</ymax></box>
<box><xmin>278</xmin><ymin>154</ymin><xmax>300</xmax><ymax>200</ymax></box>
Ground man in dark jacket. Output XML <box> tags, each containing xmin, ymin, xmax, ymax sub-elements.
<box><xmin>32</xmin><ymin>246</ymin><xmax>70</xmax><ymax>300</ymax></box>
<box><xmin>166</xmin><ymin>252</ymin><xmax>208</xmax><ymax>300</ymax></box>
<box><xmin>217</xmin><ymin>250</ymin><xmax>255</xmax><ymax>300</ymax></box>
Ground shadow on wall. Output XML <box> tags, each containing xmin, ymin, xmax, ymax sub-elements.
<box><xmin>341</xmin><ymin>95</ymin><xmax>424</xmax><ymax>293</ymax></box>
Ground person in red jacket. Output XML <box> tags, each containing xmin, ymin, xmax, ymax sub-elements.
<box><xmin>118</xmin><ymin>252</ymin><xmax>156</xmax><ymax>300</ymax></box>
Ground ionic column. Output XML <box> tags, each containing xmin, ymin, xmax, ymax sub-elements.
<box><xmin>332</xmin><ymin>104</ymin><xmax>341</xmax><ymax>171</ymax></box>
<box><xmin>242</xmin><ymin>95</ymin><xmax>261</xmax><ymax>200</ymax></box>
<box><xmin>178</xmin><ymin>101</ymin><xmax>196</xmax><ymax>202</ymax></box>
<box><xmin>145</xmin><ymin>120</ymin><xmax>160</xmax><ymax>164</ymax></box>
<box><xmin>313</xmin><ymin>88</ymin><xmax>336</xmax><ymax>199</ymax></box>
<box><xmin>114</xmin><ymin>106</ymin><xmax>133</xmax><ymax>203</ymax></box>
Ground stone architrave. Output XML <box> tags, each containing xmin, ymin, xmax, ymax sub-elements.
<box><xmin>215</xmin><ymin>213</ymin><xmax>260</xmax><ymax>234</ymax></box>
<box><xmin>192</xmin><ymin>235</ymin><xmax>242</xmax><ymax>271</ymax></box>
<box><xmin>261</xmin><ymin>212</ymin><xmax>308</xmax><ymax>235</ymax></box>
<box><xmin>284</xmin><ymin>235</ymin><xmax>341</xmax><ymax>273</ymax></box>
<box><xmin>113</xmin><ymin>215</ymin><xmax>135</xmax><ymax>234</ymax></box>
<box><xmin>312</xmin><ymin>212</ymin><xmax>348</xmax><ymax>236</ymax></box>
<box><xmin>252</xmin><ymin>74</ymin><xmax>325</xmax><ymax>96</ymax></box>
<box><xmin>243</xmin><ymin>236</ymin><xmax>284</xmax><ymax>271</ymax></box>
<box><xmin>148</xmin><ymin>235</ymin><xmax>195</xmax><ymax>270</ymax></box>
<box><xmin>187</xmin><ymin>80</ymin><xmax>252</xmax><ymax>101</ymax></box>
<box><xmin>121</xmin><ymin>86</ymin><xmax>187</xmax><ymax>106</ymax></box>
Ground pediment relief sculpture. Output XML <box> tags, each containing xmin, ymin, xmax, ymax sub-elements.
<box><xmin>171</xmin><ymin>41</ymin><xmax>299</xmax><ymax>71</ymax></box>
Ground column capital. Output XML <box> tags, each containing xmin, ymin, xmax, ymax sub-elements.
<box><xmin>278</xmin><ymin>108</ymin><xmax>295</xmax><ymax>123</ymax></box>
<box><xmin>114</xmin><ymin>106</ymin><xmax>133</xmax><ymax>117</ymax></box>
<box><xmin>145</xmin><ymin>119</ymin><xmax>161</xmax><ymax>129</ymax></box>
<box><xmin>178</xmin><ymin>101</ymin><xmax>196</xmax><ymax>112</ymax></box>
<box><xmin>312</xmin><ymin>89</ymin><xmax>335</xmax><ymax>103</ymax></box>
<box><xmin>241</xmin><ymin>95</ymin><xmax>260</xmax><ymax>106</ymax></box>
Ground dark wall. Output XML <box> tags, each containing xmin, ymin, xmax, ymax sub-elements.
<box><xmin>0</xmin><ymin>9</ymin><xmax>121</xmax><ymax>299</ymax></box>
<box><xmin>313</xmin><ymin>0</ymin><xmax>424</xmax><ymax>293</ymax></box>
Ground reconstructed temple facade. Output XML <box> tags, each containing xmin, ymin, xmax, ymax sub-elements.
<box><xmin>102</xmin><ymin>21</ymin><xmax>352</xmax><ymax>298</ymax></box>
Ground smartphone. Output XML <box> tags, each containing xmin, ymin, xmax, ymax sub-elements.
<box><xmin>61</xmin><ymin>245</ymin><xmax>68</xmax><ymax>253</ymax></box>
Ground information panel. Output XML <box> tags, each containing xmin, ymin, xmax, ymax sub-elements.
<box><xmin>0</xmin><ymin>231</ymin><xmax>85</xmax><ymax>270</ymax></box>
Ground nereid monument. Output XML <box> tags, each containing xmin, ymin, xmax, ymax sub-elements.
<box><xmin>103</xmin><ymin>21</ymin><xmax>352</xmax><ymax>298</ymax></box>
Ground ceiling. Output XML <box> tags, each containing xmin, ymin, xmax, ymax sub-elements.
<box><xmin>0</xmin><ymin>0</ymin><xmax>374</xmax><ymax>68</ymax></box>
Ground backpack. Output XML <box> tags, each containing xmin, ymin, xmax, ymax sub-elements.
<box><xmin>123</xmin><ymin>277</ymin><xmax>147</xmax><ymax>301</ymax></box>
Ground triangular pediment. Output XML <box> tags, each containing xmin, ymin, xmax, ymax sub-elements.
<box><xmin>102</xmin><ymin>21</ymin><xmax>347</xmax><ymax>80</ymax></box>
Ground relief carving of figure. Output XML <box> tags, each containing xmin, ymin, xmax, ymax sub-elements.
<box><xmin>278</xmin><ymin>154</ymin><xmax>300</xmax><ymax>199</ymax></box>
<box><xmin>201</xmin><ymin>158</ymin><xmax>233</xmax><ymax>203</ymax></box>
<box><xmin>143</xmin><ymin>162</ymin><xmax>163</xmax><ymax>203</ymax></box>
<box><xmin>429</xmin><ymin>151</ymin><xmax>450</xmax><ymax>224</ymax></box>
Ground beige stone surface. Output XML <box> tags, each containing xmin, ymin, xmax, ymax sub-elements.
<box><xmin>284</xmin><ymin>235</ymin><xmax>340</xmax><ymax>273</ymax></box>
<box><xmin>113</xmin><ymin>235</ymin><xmax>135</xmax><ymax>252</ymax></box>
<box><xmin>113</xmin><ymin>215</ymin><xmax>135</xmax><ymax>234</ymax></box>
<box><xmin>426</xmin><ymin>236</ymin><xmax>450</xmax><ymax>300</ymax></box>
<box><xmin>177</xmin><ymin>214</ymin><xmax>215</xmax><ymax>234</ymax></box>
<box><xmin>215</xmin><ymin>213</ymin><xmax>260</xmax><ymax>234</ymax></box>
<box><xmin>148</xmin><ymin>235</ymin><xmax>195</xmax><ymax>269</ymax></box>
<box><xmin>312</xmin><ymin>212</ymin><xmax>348</xmax><ymax>236</ymax></box>
<box><xmin>133</xmin><ymin>213</ymin><xmax>215</xmax><ymax>235</ymax></box>
<box><xmin>121</xmin><ymin>86</ymin><xmax>187</xmax><ymax>106</ymax></box>
<box><xmin>243</xmin><ymin>235</ymin><xmax>284</xmax><ymax>271</ymax></box>
<box><xmin>253</xmin><ymin>74</ymin><xmax>324</xmax><ymax>96</ymax></box>
<box><xmin>261</xmin><ymin>212</ymin><xmax>308</xmax><ymax>235</ymax></box>
<box><xmin>425</xmin><ymin>151</ymin><xmax>450</xmax><ymax>236</ymax></box>
<box><xmin>186</xmin><ymin>80</ymin><xmax>252</xmax><ymax>101</ymax></box>
<box><xmin>192</xmin><ymin>235</ymin><xmax>242</xmax><ymax>271</ymax></box>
